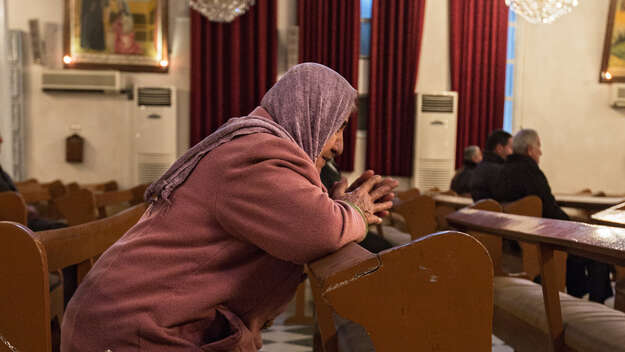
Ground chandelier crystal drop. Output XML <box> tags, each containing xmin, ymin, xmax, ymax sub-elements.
<box><xmin>505</xmin><ymin>0</ymin><xmax>579</xmax><ymax>24</ymax></box>
<box><xmin>189</xmin><ymin>0</ymin><xmax>256</xmax><ymax>23</ymax></box>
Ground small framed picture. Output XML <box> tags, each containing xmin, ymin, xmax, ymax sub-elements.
<box><xmin>64</xmin><ymin>0</ymin><xmax>169</xmax><ymax>73</ymax></box>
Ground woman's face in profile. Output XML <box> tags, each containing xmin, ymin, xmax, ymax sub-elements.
<box><xmin>315</xmin><ymin>118</ymin><xmax>349</xmax><ymax>173</ymax></box>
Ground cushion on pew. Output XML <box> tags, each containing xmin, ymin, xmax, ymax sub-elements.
<box><xmin>494</xmin><ymin>276</ymin><xmax>625</xmax><ymax>352</ymax></box>
<box><xmin>378</xmin><ymin>225</ymin><xmax>411</xmax><ymax>246</ymax></box>
<box><xmin>565</xmin><ymin>305</ymin><xmax>625</xmax><ymax>352</ymax></box>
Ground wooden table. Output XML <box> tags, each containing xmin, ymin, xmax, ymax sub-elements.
<box><xmin>554</xmin><ymin>194</ymin><xmax>625</xmax><ymax>212</ymax></box>
<box><xmin>432</xmin><ymin>194</ymin><xmax>473</xmax><ymax>209</ymax></box>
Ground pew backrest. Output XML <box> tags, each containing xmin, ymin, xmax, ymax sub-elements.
<box><xmin>15</xmin><ymin>182</ymin><xmax>51</xmax><ymax>204</ymax></box>
<box><xmin>94</xmin><ymin>184</ymin><xmax>149</xmax><ymax>218</ymax></box>
<box><xmin>392</xmin><ymin>195</ymin><xmax>436</xmax><ymax>240</ymax></box>
<box><xmin>308</xmin><ymin>231</ymin><xmax>493</xmax><ymax>352</ymax></box>
<box><xmin>81</xmin><ymin>180</ymin><xmax>119</xmax><ymax>193</ymax></box>
<box><xmin>36</xmin><ymin>203</ymin><xmax>148</xmax><ymax>282</ymax></box>
<box><xmin>0</xmin><ymin>191</ymin><xmax>27</xmax><ymax>224</ymax></box>
<box><xmin>54</xmin><ymin>188</ymin><xmax>98</xmax><ymax>226</ymax></box>
<box><xmin>0</xmin><ymin>222</ymin><xmax>50</xmax><ymax>352</ymax></box>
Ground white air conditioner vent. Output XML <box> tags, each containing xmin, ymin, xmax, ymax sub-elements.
<box><xmin>42</xmin><ymin>69</ymin><xmax>121</xmax><ymax>92</ymax></box>
<box><xmin>137</xmin><ymin>154</ymin><xmax>172</xmax><ymax>184</ymax></box>
<box><xmin>421</xmin><ymin>94</ymin><xmax>455</xmax><ymax>113</ymax></box>
<box><xmin>417</xmin><ymin>160</ymin><xmax>455</xmax><ymax>191</ymax></box>
<box><xmin>412</xmin><ymin>91</ymin><xmax>458</xmax><ymax>191</ymax></box>
<box><xmin>134</xmin><ymin>86</ymin><xmax>177</xmax><ymax>185</ymax></box>
<box><xmin>138</xmin><ymin>87</ymin><xmax>172</xmax><ymax>106</ymax></box>
<box><xmin>611</xmin><ymin>84</ymin><xmax>625</xmax><ymax>108</ymax></box>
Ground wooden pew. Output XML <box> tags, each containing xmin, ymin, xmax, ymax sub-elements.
<box><xmin>308</xmin><ymin>231</ymin><xmax>494</xmax><ymax>352</ymax></box>
<box><xmin>502</xmin><ymin>196</ymin><xmax>567</xmax><ymax>292</ymax></box>
<box><xmin>555</xmin><ymin>194</ymin><xmax>625</xmax><ymax>212</ymax></box>
<box><xmin>432</xmin><ymin>193</ymin><xmax>473</xmax><ymax>230</ymax></box>
<box><xmin>80</xmin><ymin>180</ymin><xmax>119</xmax><ymax>193</ymax></box>
<box><xmin>448</xmin><ymin>209</ymin><xmax>625</xmax><ymax>352</ymax></box>
<box><xmin>592</xmin><ymin>201</ymin><xmax>625</xmax><ymax>312</ymax></box>
<box><xmin>94</xmin><ymin>183</ymin><xmax>148</xmax><ymax>218</ymax></box>
<box><xmin>54</xmin><ymin>188</ymin><xmax>98</xmax><ymax>226</ymax></box>
<box><xmin>15</xmin><ymin>181</ymin><xmax>51</xmax><ymax>205</ymax></box>
<box><xmin>0</xmin><ymin>203</ymin><xmax>147</xmax><ymax>352</ymax></box>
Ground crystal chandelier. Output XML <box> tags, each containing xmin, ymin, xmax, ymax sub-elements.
<box><xmin>505</xmin><ymin>0</ymin><xmax>579</xmax><ymax>24</ymax></box>
<box><xmin>190</xmin><ymin>0</ymin><xmax>256</xmax><ymax>23</ymax></box>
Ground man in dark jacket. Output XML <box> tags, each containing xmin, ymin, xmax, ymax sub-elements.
<box><xmin>470</xmin><ymin>130</ymin><xmax>513</xmax><ymax>201</ymax></box>
<box><xmin>495</xmin><ymin>129</ymin><xmax>612</xmax><ymax>303</ymax></box>
<box><xmin>451</xmin><ymin>145</ymin><xmax>482</xmax><ymax>195</ymax></box>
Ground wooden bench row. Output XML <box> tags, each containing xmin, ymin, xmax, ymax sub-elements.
<box><xmin>2</xmin><ymin>182</ymin><xmax>148</xmax><ymax>227</ymax></box>
<box><xmin>0</xmin><ymin>203</ymin><xmax>147</xmax><ymax>352</ymax></box>
<box><xmin>447</xmin><ymin>203</ymin><xmax>625</xmax><ymax>352</ymax></box>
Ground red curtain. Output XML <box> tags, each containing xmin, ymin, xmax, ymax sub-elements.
<box><xmin>450</xmin><ymin>0</ymin><xmax>508</xmax><ymax>168</ymax></box>
<box><xmin>367</xmin><ymin>0</ymin><xmax>426</xmax><ymax>176</ymax></box>
<box><xmin>298</xmin><ymin>0</ymin><xmax>360</xmax><ymax>171</ymax></box>
<box><xmin>190</xmin><ymin>1</ymin><xmax>278</xmax><ymax>146</ymax></box>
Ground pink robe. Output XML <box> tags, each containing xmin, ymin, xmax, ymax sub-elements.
<box><xmin>60</xmin><ymin>112</ymin><xmax>365</xmax><ymax>351</ymax></box>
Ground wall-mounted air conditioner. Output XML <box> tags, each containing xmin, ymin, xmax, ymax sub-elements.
<box><xmin>411</xmin><ymin>91</ymin><xmax>458</xmax><ymax>191</ymax></box>
<box><xmin>611</xmin><ymin>84</ymin><xmax>625</xmax><ymax>108</ymax></box>
<box><xmin>42</xmin><ymin>69</ymin><xmax>122</xmax><ymax>92</ymax></box>
<box><xmin>133</xmin><ymin>86</ymin><xmax>177</xmax><ymax>185</ymax></box>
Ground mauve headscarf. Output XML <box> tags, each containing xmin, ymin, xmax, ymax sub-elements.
<box><xmin>146</xmin><ymin>63</ymin><xmax>357</xmax><ymax>202</ymax></box>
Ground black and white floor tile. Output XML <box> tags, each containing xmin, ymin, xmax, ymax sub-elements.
<box><xmin>260</xmin><ymin>325</ymin><xmax>314</xmax><ymax>352</ymax></box>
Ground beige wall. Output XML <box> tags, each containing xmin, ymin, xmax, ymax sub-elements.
<box><xmin>7</xmin><ymin>0</ymin><xmax>190</xmax><ymax>188</ymax></box>
<box><xmin>514</xmin><ymin>0</ymin><xmax>625</xmax><ymax>194</ymax></box>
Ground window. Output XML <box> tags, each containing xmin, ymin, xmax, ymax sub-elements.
<box><xmin>358</xmin><ymin>0</ymin><xmax>373</xmax><ymax>131</ymax></box>
<box><xmin>503</xmin><ymin>10</ymin><xmax>516</xmax><ymax>133</ymax></box>
<box><xmin>360</xmin><ymin>0</ymin><xmax>372</xmax><ymax>58</ymax></box>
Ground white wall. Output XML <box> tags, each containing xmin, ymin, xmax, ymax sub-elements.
<box><xmin>7</xmin><ymin>0</ymin><xmax>190</xmax><ymax>188</ymax></box>
<box><xmin>0</xmin><ymin>0</ymin><xmax>12</xmax><ymax>174</ymax></box>
<box><xmin>514</xmin><ymin>0</ymin><xmax>625</xmax><ymax>194</ymax></box>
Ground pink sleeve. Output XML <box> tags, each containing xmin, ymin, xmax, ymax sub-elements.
<box><xmin>214</xmin><ymin>141</ymin><xmax>367</xmax><ymax>265</ymax></box>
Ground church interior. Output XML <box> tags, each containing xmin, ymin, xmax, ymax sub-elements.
<box><xmin>1</xmin><ymin>0</ymin><xmax>625</xmax><ymax>351</ymax></box>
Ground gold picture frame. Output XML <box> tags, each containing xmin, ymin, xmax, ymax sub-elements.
<box><xmin>64</xmin><ymin>0</ymin><xmax>169</xmax><ymax>73</ymax></box>
<box><xmin>601</xmin><ymin>0</ymin><xmax>625</xmax><ymax>82</ymax></box>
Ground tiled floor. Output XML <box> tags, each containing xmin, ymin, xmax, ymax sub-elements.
<box><xmin>261</xmin><ymin>302</ymin><xmax>515</xmax><ymax>352</ymax></box>
<box><xmin>261</xmin><ymin>325</ymin><xmax>314</xmax><ymax>352</ymax></box>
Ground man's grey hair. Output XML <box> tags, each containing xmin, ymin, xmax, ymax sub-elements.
<box><xmin>463</xmin><ymin>145</ymin><xmax>480</xmax><ymax>161</ymax></box>
<box><xmin>512</xmin><ymin>129</ymin><xmax>539</xmax><ymax>155</ymax></box>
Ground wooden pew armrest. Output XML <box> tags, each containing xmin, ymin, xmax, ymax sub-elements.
<box><xmin>307</xmin><ymin>243</ymin><xmax>380</xmax><ymax>293</ymax></box>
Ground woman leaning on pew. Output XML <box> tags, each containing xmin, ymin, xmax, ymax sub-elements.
<box><xmin>61</xmin><ymin>63</ymin><xmax>398</xmax><ymax>351</ymax></box>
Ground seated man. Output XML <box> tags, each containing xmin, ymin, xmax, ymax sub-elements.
<box><xmin>495</xmin><ymin>129</ymin><xmax>612</xmax><ymax>303</ymax></box>
<box><xmin>450</xmin><ymin>145</ymin><xmax>482</xmax><ymax>195</ymax></box>
<box><xmin>470</xmin><ymin>129</ymin><xmax>513</xmax><ymax>201</ymax></box>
